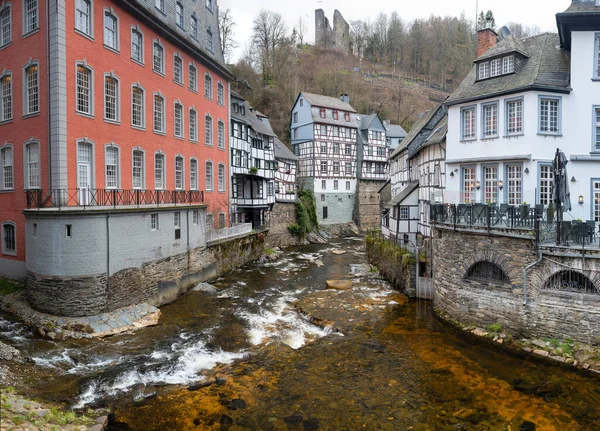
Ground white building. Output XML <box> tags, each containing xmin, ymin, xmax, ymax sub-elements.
<box><xmin>273</xmin><ymin>138</ymin><xmax>298</xmax><ymax>203</ymax></box>
<box><xmin>230</xmin><ymin>93</ymin><xmax>276</xmax><ymax>227</ymax></box>
<box><xmin>444</xmin><ymin>1</ymin><xmax>600</xmax><ymax>222</ymax></box>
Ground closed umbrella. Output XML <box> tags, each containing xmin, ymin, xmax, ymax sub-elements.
<box><xmin>553</xmin><ymin>148</ymin><xmax>571</xmax><ymax>245</ymax></box>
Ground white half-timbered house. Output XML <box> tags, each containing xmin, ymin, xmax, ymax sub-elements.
<box><xmin>291</xmin><ymin>93</ymin><xmax>359</xmax><ymax>225</ymax></box>
<box><xmin>274</xmin><ymin>138</ymin><xmax>298</xmax><ymax>202</ymax></box>
<box><xmin>385</xmin><ymin>121</ymin><xmax>408</xmax><ymax>155</ymax></box>
<box><xmin>230</xmin><ymin>93</ymin><xmax>276</xmax><ymax>228</ymax></box>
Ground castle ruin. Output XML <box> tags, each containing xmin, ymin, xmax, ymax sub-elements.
<box><xmin>315</xmin><ymin>9</ymin><xmax>352</xmax><ymax>54</ymax></box>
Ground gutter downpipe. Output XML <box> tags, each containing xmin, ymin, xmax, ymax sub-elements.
<box><xmin>106</xmin><ymin>214</ymin><xmax>111</xmax><ymax>293</ymax></box>
<box><xmin>523</xmin><ymin>251</ymin><xmax>543</xmax><ymax>305</ymax></box>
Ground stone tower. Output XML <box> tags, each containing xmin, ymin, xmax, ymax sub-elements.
<box><xmin>315</xmin><ymin>9</ymin><xmax>351</xmax><ymax>54</ymax></box>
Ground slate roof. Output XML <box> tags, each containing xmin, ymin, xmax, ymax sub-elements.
<box><xmin>476</xmin><ymin>35</ymin><xmax>529</xmax><ymax>62</ymax></box>
<box><xmin>386</xmin><ymin>181</ymin><xmax>419</xmax><ymax>208</ymax></box>
<box><xmin>231</xmin><ymin>95</ymin><xmax>276</xmax><ymax>137</ymax></box>
<box><xmin>561</xmin><ymin>0</ymin><xmax>600</xmax><ymax>13</ymax></box>
<box><xmin>360</xmin><ymin>114</ymin><xmax>378</xmax><ymax>130</ymax></box>
<box><xmin>301</xmin><ymin>92</ymin><xmax>357</xmax><ymax>113</ymax></box>
<box><xmin>273</xmin><ymin>137</ymin><xmax>298</xmax><ymax>161</ymax></box>
<box><xmin>312</xmin><ymin>110</ymin><xmax>361</xmax><ymax>128</ymax></box>
<box><xmin>390</xmin><ymin>107</ymin><xmax>440</xmax><ymax>158</ymax></box>
<box><xmin>446</xmin><ymin>33</ymin><xmax>571</xmax><ymax>106</ymax></box>
<box><xmin>385</xmin><ymin>124</ymin><xmax>407</xmax><ymax>139</ymax></box>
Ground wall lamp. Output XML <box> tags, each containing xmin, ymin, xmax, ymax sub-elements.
<box><xmin>579</xmin><ymin>195</ymin><xmax>584</xmax><ymax>205</ymax></box>
<box><xmin>449</xmin><ymin>171</ymin><xmax>454</xmax><ymax>177</ymax></box>
<box><xmin>475</xmin><ymin>180</ymin><xmax>481</xmax><ymax>190</ymax></box>
<box><xmin>524</xmin><ymin>167</ymin><xmax>530</xmax><ymax>174</ymax></box>
<box><xmin>498</xmin><ymin>180</ymin><xmax>504</xmax><ymax>190</ymax></box>
<box><xmin>571</xmin><ymin>176</ymin><xmax>577</xmax><ymax>183</ymax></box>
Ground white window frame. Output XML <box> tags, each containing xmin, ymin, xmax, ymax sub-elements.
<box><xmin>103</xmin><ymin>72</ymin><xmax>120</xmax><ymax>123</ymax></box>
<box><xmin>132</xmin><ymin>147</ymin><xmax>145</xmax><ymax>190</ymax></box>
<box><xmin>206</xmin><ymin>0</ymin><xmax>213</xmax><ymax>13</ymax></box>
<box><xmin>218</xmin><ymin>120</ymin><xmax>224</xmax><ymax>149</ymax></box>
<box><xmin>189</xmin><ymin>63</ymin><xmax>197</xmax><ymax>92</ymax></box>
<box><xmin>205</xmin><ymin>114</ymin><xmax>213</xmax><ymax>146</ymax></box>
<box><xmin>153</xmin><ymin>92</ymin><xmax>165</xmax><ymax>134</ymax></box>
<box><xmin>461</xmin><ymin>166</ymin><xmax>476</xmax><ymax>204</ymax></box>
<box><xmin>593</xmin><ymin>33</ymin><xmax>600</xmax><ymax>80</ymax></box>
<box><xmin>482</xmin><ymin>164</ymin><xmax>498</xmax><ymax>204</ymax></box>
<box><xmin>131</xmin><ymin>83</ymin><xmax>145</xmax><ymax>129</ymax></box>
<box><xmin>206</xmin><ymin>28</ymin><xmax>213</xmax><ymax>53</ymax></box>
<box><xmin>1</xmin><ymin>221</ymin><xmax>16</xmax><ymax>256</ymax></box>
<box><xmin>75</xmin><ymin>62</ymin><xmax>94</xmax><ymax>117</ymax></box>
<box><xmin>205</xmin><ymin>161</ymin><xmax>213</xmax><ymax>191</ymax></box>
<box><xmin>175</xmin><ymin>155</ymin><xmax>184</xmax><ymax>190</ymax></box>
<box><xmin>490</xmin><ymin>58</ymin><xmax>501</xmax><ymax>77</ymax></box>
<box><xmin>155</xmin><ymin>0</ymin><xmax>165</xmax><ymax>13</ymax></box>
<box><xmin>461</xmin><ymin>105</ymin><xmax>476</xmax><ymax>141</ymax></box>
<box><xmin>593</xmin><ymin>106</ymin><xmax>600</xmax><ymax>153</ymax></box>
<box><xmin>173</xmin><ymin>54</ymin><xmax>184</xmax><ymax>85</ymax></box>
<box><xmin>189</xmin><ymin>107</ymin><xmax>198</xmax><ymax>142</ymax></box>
<box><xmin>154</xmin><ymin>151</ymin><xmax>165</xmax><ymax>190</ymax></box>
<box><xmin>175</xmin><ymin>2</ymin><xmax>184</xmax><ymax>28</ymax></box>
<box><xmin>174</xmin><ymin>101</ymin><xmax>184</xmax><ymax>138</ymax></box>
<box><xmin>218</xmin><ymin>163</ymin><xmax>225</xmax><ymax>192</ymax></box>
<box><xmin>104</xmin><ymin>144</ymin><xmax>120</xmax><ymax>189</ymax></box>
<box><xmin>0</xmin><ymin>144</ymin><xmax>13</xmax><ymax>190</ymax></box>
<box><xmin>0</xmin><ymin>4</ymin><xmax>12</xmax><ymax>48</ymax></box>
<box><xmin>130</xmin><ymin>25</ymin><xmax>144</xmax><ymax>65</ymax></box>
<box><xmin>0</xmin><ymin>71</ymin><xmax>12</xmax><ymax>122</ymax></box>
<box><xmin>75</xmin><ymin>0</ymin><xmax>93</xmax><ymax>39</ymax></box>
<box><xmin>478</xmin><ymin>62</ymin><xmax>489</xmax><ymax>80</ymax></box>
<box><xmin>23</xmin><ymin>60</ymin><xmax>40</xmax><ymax>116</ymax></box>
<box><xmin>190</xmin><ymin>14</ymin><xmax>198</xmax><ymax>40</ymax></box>
<box><xmin>152</xmin><ymin>39</ymin><xmax>165</xmax><ymax>75</ymax></box>
<box><xmin>217</xmin><ymin>83</ymin><xmax>224</xmax><ymax>105</ymax></box>
<box><xmin>320</xmin><ymin>161</ymin><xmax>327</xmax><ymax>174</ymax></box>
<box><xmin>23</xmin><ymin>0</ymin><xmax>38</xmax><ymax>36</ymax></box>
<box><xmin>24</xmin><ymin>139</ymin><xmax>40</xmax><ymax>189</ymax></box>
<box><xmin>481</xmin><ymin>101</ymin><xmax>499</xmax><ymax>139</ymax></box>
<box><xmin>190</xmin><ymin>158</ymin><xmax>198</xmax><ymax>190</ymax></box>
<box><xmin>593</xmin><ymin>179</ymin><xmax>600</xmax><ymax>222</ymax></box>
<box><xmin>103</xmin><ymin>7</ymin><xmax>119</xmax><ymax>52</ymax></box>
<box><xmin>502</xmin><ymin>55</ymin><xmax>514</xmax><ymax>74</ymax></box>
<box><xmin>505</xmin><ymin>97</ymin><xmax>524</xmax><ymax>136</ymax></box>
<box><xmin>204</xmin><ymin>73</ymin><xmax>212</xmax><ymax>99</ymax></box>
<box><xmin>538</xmin><ymin>95</ymin><xmax>561</xmax><ymax>135</ymax></box>
<box><xmin>151</xmin><ymin>213</ymin><xmax>159</xmax><ymax>231</ymax></box>
<box><xmin>538</xmin><ymin>163</ymin><xmax>554</xmax><ymax>206</ymax></box>
<box><xmin>505</xmin><ymin>164</ymin><xmax>522</xmax><ymax>206</ymax></box>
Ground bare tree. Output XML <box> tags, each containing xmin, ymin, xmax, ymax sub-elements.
<box><xmin>252</xmin><ymin>10</ymin><xmax>287</xmax><ymax>81</ymax></box>
<box><xmin>295</xmin><ymin>16</ymin><xmax>307</xmax><ymax>46</ymax></box>
<box><xmin>218</xmin><ymin>8</ymin><xmax>238</xmax><ymax>62</ymax></box>
<box><xmin>350</xmin><ymin>20</ymin><xmax>369</xmax><ymax>58</ymax></box>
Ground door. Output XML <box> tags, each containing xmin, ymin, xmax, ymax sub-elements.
<box><xmin>323</xmin><ymin>206</ymin><xmax>328</xmax><ymax>220</ymax></box>
<box><xmin>78</xmin><ymin>142</ymin><xmax>93</xmax><ymax>205</ymax></box>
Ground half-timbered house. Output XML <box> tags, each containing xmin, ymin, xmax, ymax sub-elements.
<box><xmin>274</xmin><ymin>139</ymin><xmax>298</xmax><ymax>203</ymax></box>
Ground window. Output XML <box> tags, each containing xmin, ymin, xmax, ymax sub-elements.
<box><xmin>24</xmin><ymin>0</ymin><xmax>38</xmax><ymax>34</ymax></box>
<box><xmin>205</xmin><ymin>161</ymin><xmax>213</xmax><ymax>191</ymax></box>
<box><xmin>478</xmin><ymin>62</ymin><xmax>489</xmax><ymax>80</ymax></box>
<box><xmin>153</xmin><ymin>40</ymin><xmax>164</xmax><ymax>74</ymax></box>
<box><xmin>594</xmin><ymin>107</ymin><xmax>600</xmax><ymax>152</ymax></box>
<box><xmin>506</xmin><ymin>165</ymin><xmax>522</xmax><ymax>205</ymax></box>
<box><xmin>293</xmin><ymin>128</ymin><xmax>298</xmax><ymax>139</ymax></box>
<box><xmin>397</xmin><ymin>206</ymin><xmax>409</xmax><ymax>220</ymax></box>
<box><xmin>151</xmin><ymin>213</ymin><xmax>159</xmax><ymax>230</ymax></box>
<box><xmin>1</xmin><ymin>73</ymin><xmax>11</xmax><ymax>121</ymax></box>
<box><xmin>189</xmin><ymin>64</ymin><xmax>197</xmax><ymax>91</ymax></box>
<box><xmin>104</xmin><ymin>75</ymin><xmax>119</xmax><ymax>122</ymax></box>
<box><xmin>346</xmin><ymin>181</ymin><xmax>350</xmax><ymax>190</ymax></box>
<box><xmin>2</xmin><ymin>223</ymin><xmax>16</xmax><ymax>255</ymax></box>
<box><xmin>461</xmin><ymin>167</ymin><xmax>476</xmax><ymax>203</ymax></box>
<box><xmin>595</xmin><ymin>34</ymin><xmax>600</xmax><ymax>79</ymax></box>
<box><xmin>153</xmin><ymin>94</ymin><xmax>165</xmax><ymax>133</ymax></box>
<box><xmin>1</xmin><ymin>146</ymin><xmax>13</xmax><ymax>190</ymax></box>
<box><xmin>174</xmin><ymin>212</ymin><xmax>181</xmax><ymax>228</ymax></box>
<box><xmin>75</xmin><ymin>65</ymin><xmax>92</xmax><ymax>115</ymax></box>
<box><xmin>193</xmin><ymin>210</ymin><xmax>199</xmax><ymax>225</ymax></box>
<box><xmin>155</xmin><ymin>0</ymin><xmax>165</xmax><ymax>12</ymax></box>
<box><xmin>190</xmin><ymin>159</ymin><xmax>198</xmax><ymax>190</ymax></box>
<box><xmin>175</xmin><ymin>156</ymin><xmax>184</xmax><ymax>189</ymax></box>
<box><xmin>205</xmin><ymin>115</ymin><xmax>212</xmax><ymax>146</ymax></box>
<box><xmin>174</xmin><ymin>55</ymin><xmax>183</xmax><ymax>84</ymax></box>
<box><xmin>189</xmin><ymin>108</ymin><xmax>197</xmax><ymax>141</ymax></box>
<box><xmin>332</xmin><ymin>143</ymin><xmax>339</xmax><ymax>154</ymax></box>
<box><xmin>132</xmin><ymin>149</ymin><xmax>144</xmax><ymax>189</ymax></box>
<box><xmin>321</xmin><ymin>194</ymin><xmax>325</xmax><ymax>201</ymax></box>
<box><xmin>154</xmin><ymin>153</ymin><xmax>165</xmax><ymax>189</ymax></box>
<box><xmin>218</xmin><ymin>121</ymin><xmax>224</xmax><ymax>149</ymax></box>
<box><xmin>24</xmin><ymin>64</ymin><xmax>39</xmax><ymax>115</ymax></box>
<box><xmin>539</xmin><ymin>97</ymin><xmax>560</xmax><ymax>134</ymax></box>
<box><xmin>25</xmin><ymin>141</ymin><xmax>40</xmax><ymax>189</ymax></box>
<box><xmin>293</xmin><ymin>112</ymin><xmax>298</xmax><ymax>123</ymax></box>
<box><xmin>217</xmin><ymin>83</ymin><xmax>224</xmax><ymax>105</ymax></box>
<box><xmin>506</xmin><ymin>98</ymin><xmax>523</xmax><ymax>135</ymax></box>
<box><xmin>204</xmin><ymin>74</ymin><xmax>212</xmax><ymax>99</ymax></box>
<box><xmin>206</xmin><ymin>213</ymin><xmax>213</xmax><ymax>229</ymax></box>
<box><xmin>103</xmin><ymin>10</ymin><xmax>118</xmax><ymax>50</ymax></box>
<box><xmin>206</xmin><ymin>0</ymin><xmax>213</xmax><ymax>12</ymax></box>
<box><xmin>0</xmin><ymin>5</ymin><xmax>11</xmax><ymax>47</ymax></box>
<box><xmin>345</xmin><ymin>112</ymin><xmax>350</xmax><ymax>122</ymax></box>
<box><xmin>191</xmin><ymin>15</ymin><xmax>198</xmax><ymax>39</ymax></box>
<box><xmin>490</xmin><ymin>58</ymin><xmax>501</xmax><ymax>77</ymax></box>
<box><xmin>174</xmin><ymin>102</ymin><xmax>184</xmax><ymax>138</ymax></box>
<box><xmin>345</xmin><ymin>162</ymin><xmax>351</xmax><ymax>175</ymax></box>
<box><xmin>75</xmin><ymin>0</ymin><xmax>92</xmax><ymax>37</ymax></box>
<box><xmin>105</xmin><ymin>146</ymin><xmax>119</xmax><ymax>189</ymax></box>
<box><xmin>333</xmin><ymin>127</ymin><xmax>339</xmax><ymax>137</ymax></box>
<box><xmin>333</xmin><ymin>180</ymin><xmax>338</xmax><ymax>190</ymax></box>
<box><xmin>466</xmin><ymin>261</ymin><xmax>510</xmax><ymax>284</ymax></box>
<box><xmin>333</xmin><ymin>161</ymin><xmax>340</xmax><ymax>174</ymax></box>
<box><xmin>594</xmin><ymin>181</ymin><xmax>600</xmax><ymax>222</ymax></box>
<box><xmin>482</xmin><ymin>166</ymin><xmax>498</xmax><ymax>203</ymax></box>
<box><xmin>320</xmin><ymin>161</ymin><xmax>327</xmax><ymax>174</ymax></box>
<box><xmin>175</xmin><ymin>3</ymin><xmax>184</xmax><ymax>28</ymax></box>
<box><xmin>461</xmin><ymin>106</ymin><xmax>476</xmax><ymax>140</ymax></box>
<box><xmin>482</xmin><ymin>102</ymin><xmax>498</xmax><ymax>138</ymax></box>
<box><xmin>323</xmin><ymin>207</ymin><xmax>328</xmax><ymax>219</ymax></box>
<box><xmin>539</xmin><ymin>164</ymin><xmax>554</xmax><ymax>206</ymax></box>
<box><xmin>345</xmin><ymin>144</ymin><xmax>351</xmax><ymax>155</ymax></box>
<box><xmin>218</xmin><ymin>164</ymin><xmax>225</xmax><ymax>192</ymax></box>
<box><xmin>131</xmin><ymin>28</ymin><xmax>143</xmax><ymax>63</ymax></box>
<box><xmin>77</xmin><ymin>141</ymin><xmax>93</xmax><ymax>193</ymax></box>
<box><xmin>320</xmin><ymin>108</ymin><xmax>326</xmax><ymax>119</ymax></box>
<box><xmin>502</xmin><ymin>56</ymin><xmax>514</xmax><ymax>74</ymax></box>
<box><xmin>206</xmin><ymin>29</ymin><xmax>213</xmax><ymax>52</ymax></box>
<box><xmin>320</xmin><ymin>143</ymin><xmax>327</xmax><ymax>154</ymax></box>
<box><xmin>131</xmin><ymin>85</ymin><xmax>144</xmax><ymax>128</ymax></box>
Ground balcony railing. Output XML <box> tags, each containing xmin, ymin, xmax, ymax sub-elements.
<box><xmin>431</xmin><ymin>203</ymin><xmax>600</xmax><ymax>249</ymax></box>
<box><xmin>26</xmin><ymin>189</ymin><xmax>205</xmax><ymax>209</ymax></box>
<box><xmin>206</xmin><ymin>223</ymin><xmax>253</xmax><ymax>243</ymax></box>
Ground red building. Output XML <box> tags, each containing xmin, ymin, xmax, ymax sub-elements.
<box><xmin>0</xmin><ymin>0</ymin><xmax>231</xmax><ymax>281</ymax></box>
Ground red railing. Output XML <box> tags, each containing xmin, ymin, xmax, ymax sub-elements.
<box><xmin>26</xmin><ymin>189</ymin><xmax>204</xmax><ymax>209</ymax></box>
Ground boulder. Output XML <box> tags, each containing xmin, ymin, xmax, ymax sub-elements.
<box><xmin>332</xmin><ymin>249</ymin><xmax>347</xmax><ymax>255</ymax></box>
<box><xmin>326</xmin><ymin>280</ymin><xmax>352</xmax><ymax>290</ymax></box>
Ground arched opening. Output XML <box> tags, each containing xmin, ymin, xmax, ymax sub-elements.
<box><xmin>465</xmin><ymin>261</ymin><xmax>510</xmax><ymax>284</ymax></box>
<box><xmin>544</xmin><ymin>271</ymin><xmax>598</xmax><ymax>295</ymax></box>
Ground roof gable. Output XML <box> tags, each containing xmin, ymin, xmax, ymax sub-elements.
<box><xmin>300</xmin><ymin>92</ymin><xmax>357</xmax><ymax>112</ymax></box>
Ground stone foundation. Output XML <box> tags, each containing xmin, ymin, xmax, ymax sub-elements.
<box><xmin>265</xmin><ymin>202</ymin><xmax>304</xmax><ymax>248</ymax></box>
<box><xmin>354</xmin><ymin>180</ymin><xmax>385</xmax><ymax>230</ymax></box>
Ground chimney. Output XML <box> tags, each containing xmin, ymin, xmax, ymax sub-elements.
<box><xmin>477</xmin><ymin>26</ymin><xmax>498</xmax><ymax>58</ymax></box>
<box><xmin>340</xmin><ymin>93</ymin><xmax>349</xmax><ymax>104</ymax></box>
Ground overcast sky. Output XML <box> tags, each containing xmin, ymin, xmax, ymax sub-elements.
<box><xmin>219</xmin><ymin>0</ymin><xmax>570</xmax><ymax>62</ymax></box>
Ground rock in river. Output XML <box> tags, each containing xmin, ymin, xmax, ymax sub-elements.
<box><xmin>326</xmin><ymin>280</ymin><xmax>352</xmax><ymax>290</ymax></box>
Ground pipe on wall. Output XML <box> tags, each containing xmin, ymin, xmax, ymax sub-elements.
<box><xmin>106</xmin><ymin>214</ymin><xmax>111</xmax><ymax>293</ymax></box>
<box><xmin>523</xmin><ymin>251</ymin><xmax>543</xmax><ymax>305</ymax></box>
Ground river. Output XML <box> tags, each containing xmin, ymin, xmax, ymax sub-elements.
<box><xmin>1</xmin><ymin>238</ymin><xmax>600</xmax><ymax>430</ymax></box>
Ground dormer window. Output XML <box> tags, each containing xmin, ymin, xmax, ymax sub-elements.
<box><xmin>320</xmin><ymin>108</ymin><xmax>326</xmax><ymax>118</ymax></box>
<box><xmin>333</xmin><ymin>110</ymin><xmax>338</xmax><ymax>120</ymax></box>
<box><xmin>478</xmin><ymin>62</ymin><xmax>489</xmax><ymax>80</ymax></box>
<box><xmin>502</xmin><ymin>56</ymin><xmax>514</xmax><ymax>74</ymax></box>
<box><xmin>344</xmin><ymin>112</ymin><xmax>350</xmax><ymax>122</ymax></box>
<box><xmin>477</xmin><ymin>55</ymin><xmax>515</xmax><ymax>81</ymax></box>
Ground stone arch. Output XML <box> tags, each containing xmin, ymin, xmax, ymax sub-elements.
<box><xmin>463</xmin><ymin>249</ymin><xmax>517</xmax><ymax>284</ymax></box>
<box><xmin>543</xmin><ymin>270</ymin><xmax>598</xmax><ymax>295</ymax></box>
<box><xmin>465</xmin><ymin>261</ymin><xmax>510</xmax><ymax>284</ymax></box>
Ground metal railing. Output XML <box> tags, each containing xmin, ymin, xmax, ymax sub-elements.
<box><xmin>431</xmin><ymin>203</ymin><xmax>600</xmax><ymax>248</ymax></box>
<box><xmin>206</xmin><ymin>223</ymin><xmax>253</xmax><ymax>243</ymax></box>
<box><xmin>26</xmin><ymin>189</ymin><xmax>204</xmax><ymax>209</ymax></box>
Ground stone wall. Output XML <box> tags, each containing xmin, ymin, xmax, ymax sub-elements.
<box><xmin>265</xmin><ymin>202</ymin><xmax>303</xmax><ymax>248</ymax></box>
<box><xmin>433</xmin><ymin>226</ymin><xmax>600</xmax><ymax>345</ymax></box>
<box><xmin>366</xmin><ymin>236</ymin><xmax>416</xmax><ymax>297</ymax></box>
<box><xmin>314</xmin><ymin>9</ymin><xmax>351</xmax><ymax>54</ymax></box>
<box><xmin>354</xmin><ymin>180</ymin><xmax>384</xmax><ymax>230</ymax></box>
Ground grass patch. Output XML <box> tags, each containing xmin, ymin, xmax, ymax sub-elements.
<box><xmin>546</xmin><ymin>338</ymin><xmax>574</xmax><ymax>356</ymax></box>
<box><xmin>264</xmin><ymin>248</ymin><xmax>277</xmax><ymax>256</ymax></box>
<box><xmin>486</xmin><ymin>323</ymin><xmax>502</xmax><ymax>333</ymax></box>
<box><xmin>0</xmin><ymin>279</ymin><xmax>23</xmax><ymax>296</ymax></box>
